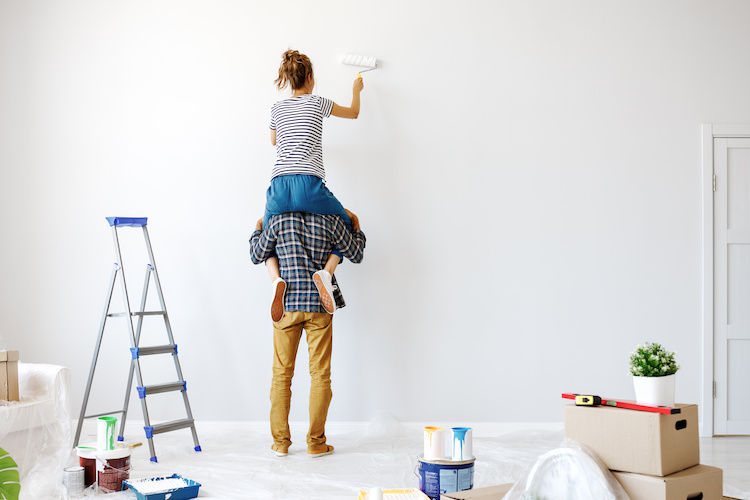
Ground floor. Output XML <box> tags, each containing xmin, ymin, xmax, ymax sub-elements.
<box><xmin>61</xmin><ymin>416</ymin><xmax>750</xmax><ymax>500</ymax></box>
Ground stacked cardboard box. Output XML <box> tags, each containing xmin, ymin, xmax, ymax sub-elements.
<box><xmin>0</xmin><ymin>350</ymin><xmax>20</xmax><ymax>402</ymax></box>
<box><xmin>564</xmin><ymin>403</ymin><xmax>723</xmax><ymax>500</ymax></box>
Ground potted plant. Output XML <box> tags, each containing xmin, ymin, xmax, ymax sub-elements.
<box><xmin>628</xmin><ymin>342</ymin><xmax>680</xmax><ymax>407</ymax></box>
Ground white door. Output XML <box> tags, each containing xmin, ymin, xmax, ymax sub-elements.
<box><xmin>714</xmin><ymin>137</ymin><xmax>750</xmax><ymax>435</ymax></box>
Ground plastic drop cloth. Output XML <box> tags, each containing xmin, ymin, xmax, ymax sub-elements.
<box><xmin>503</xmin><ymin>439</ymin><xmax>629</xmax><ymax>500</ymax></box>
<box><xmin>63</xmin><ymin>415</ymin><xmax>568</xmax><ymax>500</ymax></box>
<box><xmin>0</xmin><ymin>362</ymin><xmax>71</xmax><ymax>500</ymax></box>
<box><xmin>4</xmin><ymin>407</ymin><xmax>749</xmax><ymax>499</ymax></box>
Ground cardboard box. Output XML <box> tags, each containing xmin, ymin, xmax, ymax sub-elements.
<box><xmin>613</xmin><ymin>464</ymin><xmax>722</xmax><ymax>500</ymax></box>
<box><xmin>0</xmin><ymin>350</ymin><xmax>20</xmax><ymax>401</ymax></box>
<box><xmin>440</xmin><ymin>484</ymin><xmax>513</xmax><ymax>500</ymax></box>
<box><xmin>564</xmin><ymin>403</ymin><xmax>699</xmax><ymax>476</ymax></box>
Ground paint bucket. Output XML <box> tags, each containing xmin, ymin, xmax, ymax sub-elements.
<box><xmin>63</xmin><ymin>466</ymin><xmax>85</xmax><ymax>497</ymax></box>
<box><xmin>451</xmin><ymin>427</ymin><xmax>473</xmax><ymax>461</ymax></box>
<box><xmin>416</xmin><ymin>454</ymin><xmax>475</xmax><ymax>500</ymax></box>
<box><xmin>97</xmin><ymin>447</ymin><xmax>131</xmax><ymax>493</ymax></box>
<box><xmin>77</xmin><ymin>445</ymin><xmax>131</xmax><ymax>493</ymax></box>
<box><xmin>423</xmin><ymin>426</ymin><xmax>446</xmax><ymax>460</ymax></box>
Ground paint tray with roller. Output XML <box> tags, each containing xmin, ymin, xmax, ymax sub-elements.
<box><xmin>357</xmin><ymin>489</ymin><xmax>430</xmax><ymax>500</ymax></box>
<box><xmin>123</xmin><ymin>474</ymin><xmax>201</xmax><ymax>500</ymax></box>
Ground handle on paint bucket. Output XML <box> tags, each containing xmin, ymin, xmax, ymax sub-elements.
<box><xmin>94</xmin><ymin>455</ymin><xmax>129</xmax><ymax>475</ymax></box>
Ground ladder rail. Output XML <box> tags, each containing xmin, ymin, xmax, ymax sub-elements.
<box><xmin>74</xmin><ymin>263</ymin><xmax>120</xmax><ymax>448</ymax></box>
<box><xmin>111</xmin><ymin>226</ymin><xmax>150</xmax><ymax>404</ymax></box>
<box><xmin>118</xmin><ymin>262</ymin><xmax>153</xmax><ymax>442</ymax></box>
<box><xmin>112</xmin><ymin>224</ymin><xmax>159</xmax><ymax>459</ymax></box>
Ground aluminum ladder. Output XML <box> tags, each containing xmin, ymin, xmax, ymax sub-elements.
<box><xmin>74</xmin><ymin>217</ymin><xmax>201</xmax><ymax>462</ymax></box>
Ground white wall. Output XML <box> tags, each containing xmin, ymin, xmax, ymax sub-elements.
<box><xmin>2</xmin><ymin>0</ymin><xmax>750</xmax><ymax>425</ymax></box>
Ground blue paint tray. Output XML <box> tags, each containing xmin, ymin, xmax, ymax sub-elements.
<box><xmin>123</xmin><ymin>474</ymin><xmax>201</xmax><ymax>500</ymax></box>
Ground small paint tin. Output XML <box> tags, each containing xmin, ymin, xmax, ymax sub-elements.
<box><xmin>63</xmin><ymin>466</ymin><xmax>85</xmax><ymax>497</ymax></box>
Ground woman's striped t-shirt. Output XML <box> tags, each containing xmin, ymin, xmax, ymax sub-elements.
<box><xmin>269</xmin><ymin>94</ymin><xmax>334</xmax><ymax>180</ymax></box>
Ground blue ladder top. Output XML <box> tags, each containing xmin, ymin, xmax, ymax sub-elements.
<box><xmin>106</xmin><ymin>217</ymin><xmax>148</xmax><ymax>227</ymax></box>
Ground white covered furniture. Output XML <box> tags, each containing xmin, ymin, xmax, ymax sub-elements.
<box><xmin>0</xmin><ymin>362</ymin><xmax>71</xmax><ymax>499</ymax></box>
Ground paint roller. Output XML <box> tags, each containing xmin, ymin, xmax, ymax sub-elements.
<box><xmin>341</xmin><ymin>54</ymin><xmax>378</xmax><ymax>78</ymax></box>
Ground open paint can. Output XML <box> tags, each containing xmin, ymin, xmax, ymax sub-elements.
<box><xmin>97</xmin><ymin>447</ymin><xmax>131</xmax><ymax>493</ymax></box>
<box><xmin>416</xmin><ymin>454</ymin><xmax>475</xmax><ymax>500</ymax></box>
<box><xmin>77</xmin><ymin>445</ymin><xmax>131</xmax><ymax>493</ymax></box>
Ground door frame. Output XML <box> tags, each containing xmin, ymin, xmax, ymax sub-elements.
<box><xmin>701</xmin><ymin>123</ymin><xmax>750</xmax><ymax>437</ymax></box>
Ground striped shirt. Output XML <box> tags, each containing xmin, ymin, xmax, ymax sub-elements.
<box><xmin>269</xmin><ymin>94</ymin><xmax>334</xmax><ymax>180</ymax></box>
<box><xmin>249</xmin><ymin>212</ymin><xmax>366</xmax><ymax>313</ymax></box>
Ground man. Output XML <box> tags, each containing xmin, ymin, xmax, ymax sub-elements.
<box><xmin>249</xmin><ymin>210</ymin><xmax>366</xmax><ymax>458</ymax></box>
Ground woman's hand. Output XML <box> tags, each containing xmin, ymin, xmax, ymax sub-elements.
<box><xmin>353</xmin><ymin>76</ymin><xmax>364</xmax><ymax>93</ymax></box>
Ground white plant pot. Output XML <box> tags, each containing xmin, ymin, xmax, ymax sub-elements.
<box><xmin>633</xmin><ymin>374</ymin><xmax>676</xmax><ymax>407</ymax></box>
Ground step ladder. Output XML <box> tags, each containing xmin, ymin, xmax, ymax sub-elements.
<box><xmin>74</xmin><ymin>217</ymin><xmax>201</xmax><ymax>462</ymax></box>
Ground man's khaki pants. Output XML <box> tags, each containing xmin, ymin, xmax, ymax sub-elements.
<box><xmin>270</xmin><ymin>311</ymin><xmax>333</xmax><ymax>452</ymax></box>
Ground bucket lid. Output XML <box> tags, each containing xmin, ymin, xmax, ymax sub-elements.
<box><xmin>77</xmin><ymin>444</ymin><xmax>132</xmax><ymax>460</ymax></box>
<box><xmin>417</xmin><ymin>453</ymin><xmax>476</xmax><ymax>465</ymax></box>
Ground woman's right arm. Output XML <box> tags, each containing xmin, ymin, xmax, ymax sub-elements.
<box><xmin>331</xmin><ymin>76</ymin><xmax>364</xmax><ymax>119</ymax></box>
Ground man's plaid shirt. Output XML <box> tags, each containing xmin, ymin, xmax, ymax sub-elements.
<box><xmin>249</xmin><ymin>212</ymin><xmax>366</xmax><ymax>313</ymax></box>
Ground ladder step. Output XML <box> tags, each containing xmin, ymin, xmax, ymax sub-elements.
<box><xmin>107</xmin><ymin>311</ymin><xmax>166</xmax><ymax>317</ymax></box>
<box><xmin>137</xmin><ymin>381</ymin><xmax>187</xmax><ymax>398</ymax></box>
<box><xmin>131</xmin><ymin>345</ymin><xmax>177</xmax><ymax>359</ymax></box>
<box><xmin>144</xmin><ymin>418</ymin><xmax>195</xmax><ymax>438</ymax></box>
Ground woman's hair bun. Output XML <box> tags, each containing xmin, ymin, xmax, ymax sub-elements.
<box><xmin>275</xmin><ymin>50</ymin><xmax>313</xmax><ymax>91</ymax></box>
